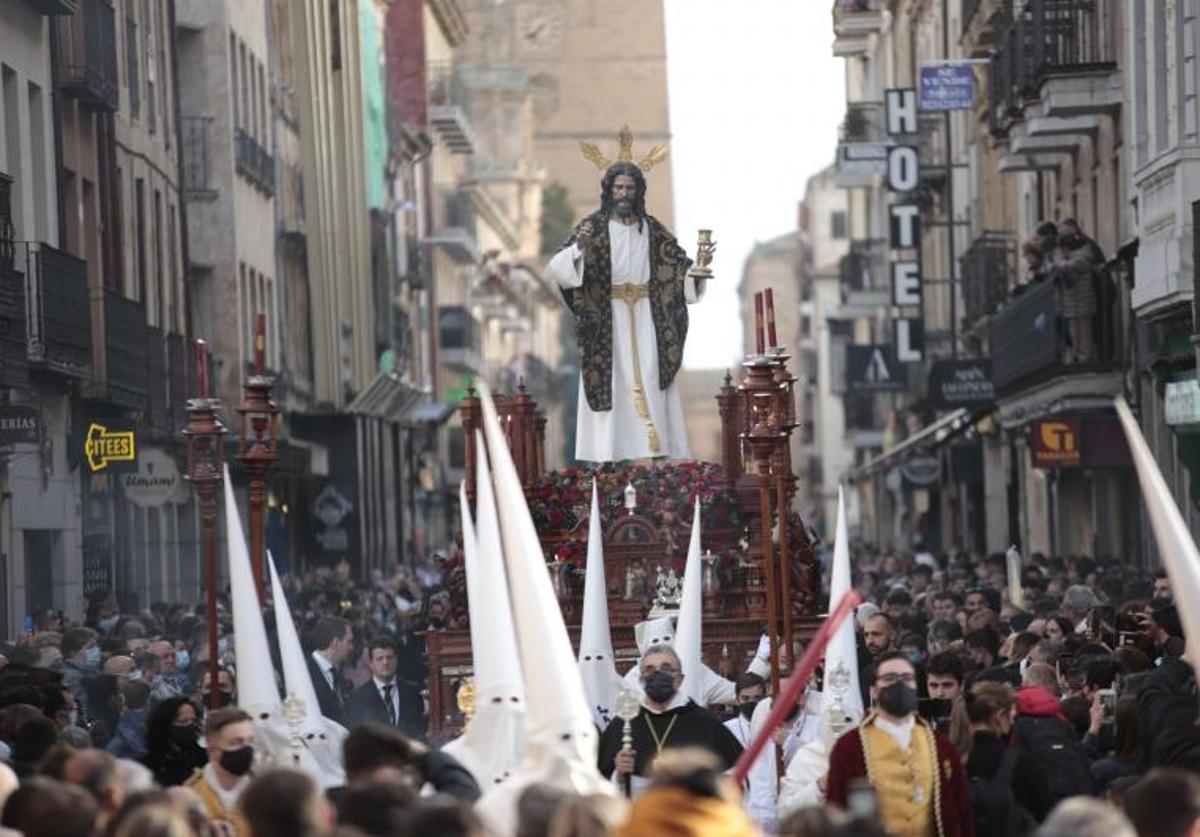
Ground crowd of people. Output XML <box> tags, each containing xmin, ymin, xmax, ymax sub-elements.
<box><xmin>0</xmin><ymin>544</ymin><xmax>1196</xmax><ymax>837</ymax></box>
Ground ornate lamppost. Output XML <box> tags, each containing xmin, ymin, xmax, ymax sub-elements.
<box><xmin>182</xmin><ymin>339</ymin><xmax>227</xmax><ymax>710</ymax></box>
<box><xmin>237</xmin><ymin>314</ymin><xmax>278</xmax><ymax>602</ymax></box>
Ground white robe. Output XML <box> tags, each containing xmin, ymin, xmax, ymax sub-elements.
<box><xmin>547</xmin><ymin>220</ymin><xmax>703</xmax><ymax>462</ymax></box>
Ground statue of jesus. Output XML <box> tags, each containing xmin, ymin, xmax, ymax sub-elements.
<box><xmin>547</xmin><ymin>135</ymin><xmax>705</xmax><ymax>463</ymax></box>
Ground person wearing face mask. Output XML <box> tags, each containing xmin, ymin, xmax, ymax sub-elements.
<box><xmin>186</xmin><ymin>707</ymin><xmax>255</xmax><ymax>836</ymax></box>
<box><xmin>60</xmin><ymin>628</ymin><xmax>100</xmax><ymax>718</ymax></box>
<box><xmin>826</xmin><ymin>652</ymin><xmax>974</xmax><ymax>837</ymax></box>
<box><xmin>949</xmin><ymin>680</ymin><xmax>1046</xmax><ymax>837</ymax></box>
<box><xmin>597</xmin><ymin>645</ymin><xmax>742</xmax><ymax>796</ymax></box>
<box><xmin>721</xmin><ymin>673</ymin><xmax>776</xmax><ymax>830</ymax></box>
<box><xmin>142</xmin><ymin>697</ymin><xmax>207</xmax><ymax>787</ymax></box>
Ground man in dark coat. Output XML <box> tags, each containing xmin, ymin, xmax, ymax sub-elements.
<box><xmin>597</xmin><ymin>644</ymin><xmax>741</xmax><ymax>796</ymax></box>
<box><xmin>305</xmin><ymin>616</ymin><xmax>353</xmax><ymax>725</ymax></box>
<box><xmin>345</xmin><ymin>637</ymin><xmax>425</xmax><ymax>740</ymax></box>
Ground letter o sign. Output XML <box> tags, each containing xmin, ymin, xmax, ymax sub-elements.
<box><xmin>887</xmin><ymin>146</ymin><xmax>919</xmax><ymax>192</ymax></box>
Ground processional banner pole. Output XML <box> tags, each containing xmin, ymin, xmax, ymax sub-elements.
<box><xmin>732</xmin><ymin>589</ymin><xmax>863</xmax><ymax>786</ymax></box>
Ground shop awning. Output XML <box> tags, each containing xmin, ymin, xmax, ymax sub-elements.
<box><xmin>846</xmin><ymin>408</ymin><xmax>975</xmax><ymax>483</ymax></box>
<box><xmin>346</xmin><ymin>373</ymin><xmax>425</xmax><ymax>421</ymax></box>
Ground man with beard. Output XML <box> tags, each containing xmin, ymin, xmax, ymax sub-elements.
<box><xmin>548</xmin><ymin>133</ymin><xmax>705</xmax><ymax>463</ymax></box>
<box><xmin>826</xmin><ymin>652</ymin><xmax>974</xmax><ymax>837</ymax></box>
<box><xmin>597</xmin><ymin>645</ymin><xmax>741</xmax><ymax>795</ymax></box>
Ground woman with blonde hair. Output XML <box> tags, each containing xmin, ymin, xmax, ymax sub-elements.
<box><xmin>950</xmin><ymin>680</ymin><xmax>1047</xmax><ymax>837</ymax></box>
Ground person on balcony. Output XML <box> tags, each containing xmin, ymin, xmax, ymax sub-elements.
<box><xmin>1053</xmin><ymin>218</ymin><xmax>1105</xmax><ymax>364</ymax></box>
<box><xmin>1017</xmin><ymin>222</ymin><xmax>1061</xmax><ymax>292</ymax></box>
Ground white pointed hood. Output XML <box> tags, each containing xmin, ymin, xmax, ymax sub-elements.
<box><xmin>816</xmin><ymin>486</ymin><xmax>864</xmax><ymax>745</ymax></box>
<box><xmin>223</xmin><ymin>468</ymin><xmax>279</xmax><ymax>716</ymax></box>
<box><xmin>634</xmin><ymin>616</ymin><xmax>675</xmax><ymax>655</ymax></box>
<box><xmin>1115</xmin><ymin>396</ymin><xmax>1200</xmax><ymax>664</ymax></box>
<box><xmin>266</xmin><ymin>552</ymin><xmax>346</xmax><ymax>788</ymax></box>
<box><xmin>442</xmin><ymin>450</ymin><xmax>525</xmax><ymax>788</ymax></box>
<box><xmin>474</xmin><ymin>382</ymin><xmax>606</xmax><ymax>790</ymax></box>
<box><xmin>577</xmin><ymin>479</ymin><xmax>623</xmax><ymax>728</ymax></box>
<box><xmin>672</xmin><ymin>498</ymin><xmax>706</xmax><ymax>705</ymax></box>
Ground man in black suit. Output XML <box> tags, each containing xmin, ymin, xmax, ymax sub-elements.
<box><xmin>346</xmin><ymin>637</ymin><xmax>426</xmax><ymax>739</ymax></box>
<box><xmin>306</xmin><ymin>616</ymin><xmax>354</xmax><ymax>725</ymax></box>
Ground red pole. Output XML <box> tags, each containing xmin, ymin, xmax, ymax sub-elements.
<box><xmin>732</xmin><ymin>590</ymin><xmax>862</xmax><ymax>785</ymax></box>
<box><xmin>754</xmin><ymin>292</ymin><xmax>765</xmax><ymax>355</ymax></box>
<box><xmin>765</xmin><ymin>288</ymin><xmax>777</xmax><ymax>349</ymax></box>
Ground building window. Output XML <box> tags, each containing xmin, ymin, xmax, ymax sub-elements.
<box><xmin>330</xmin><ymin>0</ymin><xmax>342</xmax><ymax>71</ymax></box>
<box><xmin>143</xmin><ymin>0</ymin><xmax>156</xmax><ymax>133</ymax></box>
<box><xmin>257</xmin><ymin>61</ymin><xmax>266</xmax><ymax>143</ymax></box>
<box><xmin>153</xmin><ymin>188</ymin><xmax>163</xmax><ymax>327</ymax></box>
<box><xmin>831</xmin><ymin>210</ymin><xmax>847</xmax><ymax>240</ymax></box>
<box><xmin>229</xmin><ymin>32</ymin><xmax>238</xmax><ymax>129</ymax></box>
<box><xmin>126</xmin><ymin>16</ymin><xmax>139</xmax><ymax>118</ymax></box>
<box><xmin>157</xmin><ymin>0</ymin><xmax>170</xmax><ymax>148</ymax></box>
<box><xmin>134</xmin><ymin>177</ymin><xmax>146</xmax><ymax>302</ymax></box>
<box><xmin>167</xmin><ymin>203</ymin><xmax>178</xmax><ymax>331</ymax></box>
<box><xmin>238</xmin><ymin>261</ymin><xmax>248</xmax><ymax>372</ymax></box>
<box><xmin>240</xmin><ymin>41</ymin><xmax>250</xmax><ymax>136</ymax></box>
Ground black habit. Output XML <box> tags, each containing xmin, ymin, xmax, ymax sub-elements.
<box><xmin>597</xmin><ymin>699</ymin><xmax>743</xmax><ymax>778</ymax></box>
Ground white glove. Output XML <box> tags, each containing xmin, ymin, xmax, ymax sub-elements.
<box><xmin>755</xmin><ymin>633</ymin><xmax>771</xmax><ymax>661</ymax></box>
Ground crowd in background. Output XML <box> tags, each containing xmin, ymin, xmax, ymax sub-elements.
<box><xmin>0</xmin><ymin>544</ymin><xmax>1196</xmax><ymax>836</ymax></box>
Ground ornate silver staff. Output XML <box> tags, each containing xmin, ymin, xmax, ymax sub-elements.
<box><xmin>615</xmin><ymin>688</ymin><xmax>641</xmax><ymax>798</ymax></box>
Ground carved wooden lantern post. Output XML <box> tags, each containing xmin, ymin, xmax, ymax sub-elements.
<box><xmin>237</xmin><ymin>314</ymin><xmax>278</xmax><ymax>602</ymax></box>
<box><xmin>182</xmin><ymin>339</ymin><xmax>227</xmax><ymax>710</ymax></box>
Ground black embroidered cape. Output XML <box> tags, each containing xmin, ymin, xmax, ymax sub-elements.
<box><xmin>559</xmin><ymin>212</ymin><xmax>693</xmax><ymax>413</ymax></box>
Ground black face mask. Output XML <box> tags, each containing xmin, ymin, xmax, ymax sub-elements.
<box><xmin>219</xmin><ymin>745</ymin><xmax>254</xmax><ymax>777</ymax></box>
<box><xmin>643</xmin><ymin>671</ymin><xmax>677</xmax><ymax>704</ymax></box>
<box><xmin>877</xmin><ymin>682</ymin><xmax>919</xmax><ymax>718</ymax></box>
<box><xmin>738</xmin><ymin>700</ymin><xmax>759</xmax><ymax>720</ymax></box>
<box><xmin>169</xmin><ymin>723</ymin><xmax>198</xmax><ymax>747</ymax></box>
<box><xmin>218</xmin><ymin>690</ymin><xmax>234</xmax><ymax>707</ymax></box>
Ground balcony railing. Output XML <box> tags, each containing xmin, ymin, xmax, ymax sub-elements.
<box><xmin>840</xmin><ymin>102</ymin><xmax>885</xmax><ymax>143</ymax></box>
<box><xmin>832</xmin><ymin>0</ymin><xmax>884</xmax><ymax>53</ymax></box>
<box><xmin>25</xmin><ymin>0</ymin><xmax>79</xmax><ymax>13</ymax></box>
<box><xmin>424</xmin><ymin>188</ymin><xmax>479</xmax><ymax>264</ymax></box>
<box><xmin>961</xmin><ymin>232</ymin><xmax>1015</xmax><ymax>325</ymax></box>
<box><xmin>181</xmin><ymin>116</ymin><xmax>216</xmax><ymax>198</ymax></box>
<box><xmin>439</xmin><ymin>305</ymin><xmax>482</xmax><ymax>372</ymax></box>
<box><xmin>103</xmin><ymin>290</ymin><xmax>148</xmax><ymax>409</ymax></box>
<box><xmin>988</xmin><ymin>0</ymin><xmax>1116</xmax><ymax>137</ymax></box>
<box><xmin>989</xmin><ymin>267</ymin><xmax>1118</xmax><ymax>395</ymax></box>
<box><xmin>0</xmin><ymin>262</ymin><xmax>27</xmax><ymax>389</ymax></box>
<box><xmin>235</xmin><ymin>128</ymin><xmax>275</xmax><ymax>195</ymax></box>
<box><xmin>427</xmin><ymin>61</ymin><xmax>476</xmax><ymax>154</ymax></box>
<box><xmin>16</xmin><ymin>242</ymin><xmax>92</xmax><ymax>378</ymax></box>
<box><xmin>0</xmin><ymin>174</ymin><xmax>13</xmax><ymax>271</ymax></box>
<box><xmin>145</xmin><ymin>326</ymin><xmax>168</xmax><ymax>429</ymax></box>
<box><xmin>839</xmin><ymin>239</ymin><xmax>888</xmax><ymax>293</ymax></box>
<box><xmin>53</xmin><ymin>0</ymin><xmax>118</xmax><ymax>111</ymax></box>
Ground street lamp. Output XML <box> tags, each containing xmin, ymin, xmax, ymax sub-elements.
<box><xmin>182</xmin><ymin>339</ymin><xmax>227</xmax><ymax>710</ymax></box>
<box><xmin>237</xmin><ymin>314</ymin><xmax>278</xmax><ymax>602</ymax></box>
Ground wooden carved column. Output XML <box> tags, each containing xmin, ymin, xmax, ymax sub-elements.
<box><xmin>460</xmin><ymin>387</ymin><xmax>482</xmax><ymax>507</ymax></box>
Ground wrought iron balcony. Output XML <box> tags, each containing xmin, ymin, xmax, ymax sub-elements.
<box><xmin>832</xmin><ymin>0</ymin><xmax>883</xmax><ymax>55</ymax></box>
<box><xmin>427</xmin><ymin>62</ymin><xmax>476</xmax><ymax>154</ymax></box>
<box><xmin>25</xmin><ymin>0</ymin><xmax>79</xmax><ymax>14</ymax></box>
<box><xmin>181</xmin><ymin>116</ymin><xmax>217</xmax><ymax>199</ymax></box>
<box><xmin>839</xmin><ymin>239</ymin><xmax>889</xmax><ymax>305</ymax></box>
<box><xmin>988</xmin><ymin>0</ymin><xmax>1117</xmax><ymax>137</ymax></box>
<box><xmin>53</xmin><ymin>0</ymin><xmax>119</xmax><ymax>111</ymax></box>
<box><xmin>424</xmin><ymin>188</ymin><xmax>479</xmax><ymax>264</ymax></box>
<box><xmin>235</xmin><ymin>128</ymin><xmax>275</xmax><ymax>195</ymax></box>
<box><xmin>439</xmin><ymin>305</ymin><xmax>483</xmax><ymax>373</ymax></box>
<box><xmin>0</xmin><ymin>174</ymin><xmax>13</xmax><ymax>272</ymax></box>
<box><xmin>989</xmin><ymin>268</ymin><xmax>1119</xmax><ymax>395</ymax></box>
<box><xmin>961</xmin><ymin>232</ymin><xmax>1015</xmax><ymax>325</ymax></box>
<box><xmin>0</xmin><ymin>262</ymin><xmax>27</xmax><ymax>389</ymax></box>
<box><xmin>15</xmin><ymin>242</ymin><xmax>91</xmax><ymax>378</ymax></box>
<box><xmin>145</xmin><ymin>326</ymin><xmax>168</xmax><ymax>429</ymax></box>
<box><xmin>103</xmin><ymin>290</ymin><xmax>148</xmax><ymax>409</ymax></box>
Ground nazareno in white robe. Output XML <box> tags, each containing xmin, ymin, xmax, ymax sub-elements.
<box><xmin>547</xmin><ymin>219</ymin><xmax>704</xmax><ymax>463</ymax></box>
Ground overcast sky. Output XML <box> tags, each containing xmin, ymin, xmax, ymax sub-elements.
<box><xmin>663</xmin><ymin>0</ymin><xmax>845</xmax><ymax>370</ymax></box>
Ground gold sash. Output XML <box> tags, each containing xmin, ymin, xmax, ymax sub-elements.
<box><xmin>610</xmin><ymin>283</ymin><xmax>660</xmax><ymax>453</ymax></box>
